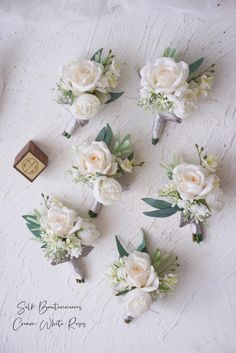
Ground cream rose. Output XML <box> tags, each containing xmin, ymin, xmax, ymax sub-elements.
<box><xmin>71</xmin><ymin>94</ymin><xmax>101</xmax><ymax>120</ymax></box>
<box><xmin>69</xmin><ymin>217</ymin><xmax>100</xmax><ymax>245</ymax></box>
<box><xmin>40</xmin><ymin>201</ymin><xmax>78</xmax><ymax>236</ymax></box>
<box><xmin>75</xmin><ymin>141</ymin><xmax>117</xmax><ymax>176</ymax></box>
<box><xmin>93</xmin><ymin>176</ymin><xmax>122</xmax><ymax>206</ymax></box>
<box><xmin>123</xmin><ymin>251</ymin><xmax>159</xmax><ymax>292</ymax></box>
<box><xmin>168</xmin><ymin>88</ymin><xmax>197</xmax><ymax>119</ymax></box>
<box><xmin>61</xmin><ymin>59</ymin><xmax>103</xmax><ymax>94</ymax></box>
<box><xmin>140</xmin><ymin>57</ymin><xmax>189</xmax><ymax>94</ymax></box>
<box><xmin>172</xmin><ymin>163</ymin><xmax>215</xmax><ymax>201</ymax></box>
<box><xmin>125</xmin><ymin>288</ymin><xmax>152</xmax><ymax>319</ymax></box>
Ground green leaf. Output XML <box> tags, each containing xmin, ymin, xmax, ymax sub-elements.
<box><xmin>137</xmin><ymin>236</ymin><xmax>148</xmax><ymax>253</ymax></box>
<box><xmin>189</xmin><ymin>58</ymin><xmax>204</xmax><ymax>75</ymax></box>
<box><xmin>163</xmin><ymin>47</ymin><xmax>177</xmax><ymax>58</ymax></box>
<box><xmin>95</xmin><ymin>124</ymin><xmax>113</xmax><ymax>146</ymax></box>
<box><xmin>153</xmin><ymin>249</ymin><xmax>161</xmax><ymax>268</ymax></box>
<box><xmin>95</xmin><ymin>126</ymin><xmax>106</xmax><ymax>142</ymax></box>
<box><xmin>106</xmin><ymin>92</ymin><xmax>124</xmax><ymax>104</ymax></box>
<box><xmin>115</xmin><ymin>289</ymin><xmax>133</xmax><ymax>296</ymax></box>
<box><xmin>26</xmin><ymin>223</ymin><xmax>41</xmax><ymax>238</ymax></box>
<box><xmin>142</xmin><ymin>198</ymin><xmax>172</xmax><ymax>209</ymax></box>
<box><xmin>104</xmin><ymin>124</ymin><xmax>113</xmax><ymax>145</ymax></box>
<box><xmin>115</xmin><ymin>236</ymin><xmax>129</xmax><ymax>257</ymax></box>
<box><xmin>143</xmin><ymin>206</ymin><xmax>179</xmax><ymax>218</ymax></box>
<box><xmin>22</xmin><ymin>215</ymin><xmax>40</xmax><ymax>225</ymax></box>
<box><xmin>91</xmin><ymin>48</ymin><xmax>103</xmax><ymax>62</ymax></box>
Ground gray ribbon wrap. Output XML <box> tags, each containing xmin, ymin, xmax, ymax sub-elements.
<box><xmin>179</xmin><ymin>211</ymin><xmax>203</xmax><ymax>243</ymax></box>
<box><xmin>63</xmin><ymin>117</ymin><xmax>89</xmax><ymax>138</ymax></box>
<box><xmin>51</xmin><ymin>245</ymin><xmax>94</xmax><ymax>282</ymax></box>
<box><xmin>89</xmin><ymin>200</ymin><xmax>103</xmax><ymax>218</ymax></box>
<box><xmin>152</xmin><ymin>112</ymin><xmax>182</xmax><ymax>145</ymax></box>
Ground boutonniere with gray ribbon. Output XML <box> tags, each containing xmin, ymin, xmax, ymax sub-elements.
<box><xmin>71</xmin><ymin>124</ymin><xmax>144</xmax><ymax>218</ymax></box>
<box><xmin>142</xmin><ymin>145</ymin><xmax>224</xmax><ymax>243</ymax></box>
<box><xmin>23</xmin><ymin>195</ymin><xmax>100</xmax><ymax>282</ymax></box>
<box><xmin>56</xmin><ymin>48</ymin><xmax>124</xmax><ymax>138</ymax></box>
<box><xmin>137</xmin><ymin>47</ymin><xmax>215</xmax><ymax>145</ymax></box>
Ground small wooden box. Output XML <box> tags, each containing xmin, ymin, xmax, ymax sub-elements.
<box><xmin>13</xmin><ymin>141</ymin><xmax>48</xmax><ymax>182</ymax></box>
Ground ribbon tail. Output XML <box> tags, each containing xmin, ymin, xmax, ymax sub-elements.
<box><xmin>88</xmin><ymin>200</ymin><xmax>103</xmax><ymax>218</ymax></box>
<box><xmin>152</xmin><ymin>113</ymin><xmax>165</xmax><ymax>145</ymax></box>
<box><xmin>63</xmin><ymin>116</ymin><xmax>78</xmax><ymax>138</ymax></box>
<box><xmin>79</xmin><ymin>119</ymin><xmax>89</xmax><ymax>127</ymax></box>
<box><xmin>71</xmin><ymin>258</ymin><xmax>84</xmax><ymax>283</ymax></box>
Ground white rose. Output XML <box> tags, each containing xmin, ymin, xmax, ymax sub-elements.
<box><xmin>93</xmin><ymin>176</ymin><xmax>122</xmax><ymax>206</ymax></box>
<box><xmin>172</xmin><ymin>163</ymin><xmax>215</xmax><ymax>201</ymax></box>
<box><xmin>125</xmin><ymin>288</ymin><xmax>152</xmax><ymax>318</ymax></box>
<box><xmin>69</xmin><ymin>217</ymin><xmax>100</xmax><ymax>245</ymax></box>
<box><xmin>140</xmin><ymin>57</ymin><xmax>189</xmax><ymax>94</ymax></box>
<box><xmin>206</xmin><ymin>188</ymin><xmax>224</xmax><ymax>211</ymax></box>
<box><xmin>40</xmin><ymin>201</ymin><xmax>78</xmax><ymax>236</ymax></box>
<box><xmin>71</xmin><ymin>94</ymin><xmax>101</xmax><ymax>120</ymax></box>
<box><xmin>167</xmin><ymin>89</ymin><xmax>197</xmax><ymax>119</ymax></box>
<box><xmin>123</xmin><ymin>251</ymin><xmax>159</xmax><ymax>292</ymax></box>
<box><xmin>75</xmin><ymin>141</ymin><xmax>117</xmax><ymax>176</ymax></box>
<box><xmin>61</xmin><ymin>59</ymin><xmax>103</xmax><ymax>94</ymax></box>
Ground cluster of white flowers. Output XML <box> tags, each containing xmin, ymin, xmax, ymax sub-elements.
<box><xmin>138</xmin><ymin>51</ymin><xmax>214</xmax><ymax>119</ymax></box>
<box><xmin>159</xmin><ymin>146</ymin><xmax>223</xmax><ymax>223</ymax></box>
<box><xmin>72</xmin><ymin>127</ymin><xmax>143</xmax><ymax>207</ymax></box>
<box><xmin>57</xmin><ymin>49</ymin><xmax>121</xmax><ymax>120</ymax></box>
<box><xmin>107</xmin><ymin>246</ymin><xmax>177</xmax><ymax>322</ymax></box>
<box><xmin>37</xmin><ymin>199</ymin><xmax>100</xmax><ymax>263</ymax></box>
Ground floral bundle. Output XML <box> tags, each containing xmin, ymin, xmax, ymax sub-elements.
<box><xmin>107</xmin><ymin>231</ymin><xmax>178</xmax><ymax>323</ymax></box>
<box><xmin>57</xmin><ymin>48</ymin><xmax>123</xmax><ymax>138</ymax></box>
<box><xmin>23</xmin><ymin>195</ymin><xmax>100</xmax><ymax>282</ymax></box>
<box><xmin>71</xmin><ymin>124</ymin><xmax>144</xmax><ymax>217</ymax></box>
<box><xmin>143</xmin><ymin>145</ymin><xmax>224</xmax><ymax>243</ymax></box>
<box><xmin>138</xmin><ymin>47</ymin><xmax>215</xmax><ymax>144</ymax></box>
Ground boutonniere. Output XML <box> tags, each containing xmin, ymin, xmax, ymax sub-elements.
<box><xmin>57</xmin><ymin>48</ymin><xmax>124</xmax><ymax>138</ymax></box>
<box><xmin>71</xmin><ymin>124</ymin><xmax>144</xmax><ymax>218</ymax></box>
<box><xmin>138</xmin><ymin>47</ymin><xmax>215</xmax><ymax>145</ymax></box>
<box><xmin>107</xmin><ymin>230</ymin><xmax>178</xmax><ymax>323</ymax></box>
<box><xmin>23</xmin><ymin>195</ymin><xmax>100</xmax><ymax>282</ymax></box>
<box><xmin>143</xmin><ymin>145</ymin><xmax>224</xmax><ymax>243</ymax></box>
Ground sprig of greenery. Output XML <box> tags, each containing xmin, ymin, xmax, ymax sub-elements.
<box><xmin>112</xmin><ymin>134</ymin><xmax>132</xmax><ymax>157</ymax></box>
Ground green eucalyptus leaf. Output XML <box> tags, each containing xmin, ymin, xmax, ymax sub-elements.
<box><xmin>143</xmin><ymin>206</ymin><xmax>179</xmax><ymax>218</ymax></box>
<box><xmin>95</xmin><ymin>126</ymin><xmax>107</xmax><ymax>142</ymax></box>
<box><xmin>91</xmin><ymin>48</ymin><xmax>103</xmax><ymax>62</ymax></box>
<box><xmin>22</xmin><ymin>215</ymin><xmax>40</xmax><ymax>225</ymax></box>
<box><xmin>104</xmin><ymin>124</ymin><xmax>113</xmax><ymax>145</ymax></box>
<box><xmin>163</xmin><ymin>47</ymin><xmax>177</xmax><ymax>58</ymax></box>
<box><xmin>189</xmin><ymin>58</ymin><xmax>204</xmax><ymax>75</ymax></box>
<box><xmin>137</xmin><ymin>237</ymin><xmax>148</xmax><ymax>253</ymax></box>
<box><xmin>106</xmin><ymin>92</ymin><xmax>124</xmax><ymax>104</ymax></box>
<box><xmin>115</xmin><ymin>289</ymin><xmax>132</xmax><ymax>296</ymax></box>
<box><xmin>26</xmin><ymin>223</ymin><xmax>41</xmax><ymax>238</ymax></box>
<box><xmin>142</xmin><ymin>198</ymin><xmax>172</xmax><ymax>209</ymax></box>
<box><xmin>115</xmin><ymin>236</ymin><xmax>129</xmax><ymax>257</ymax></box>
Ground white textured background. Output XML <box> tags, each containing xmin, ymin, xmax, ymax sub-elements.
<box><xmin>1</xmin><ymin>1</ymin><xmax>236</xmax><ymax>352</ymax></box>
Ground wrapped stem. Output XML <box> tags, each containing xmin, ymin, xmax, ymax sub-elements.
<box><xmin>179</xmin><ymin>211</ymin><xmax>203</xmax><ymax>243</ymax></box>
<box><xmin>71</xmin><ymin>258</ymin><xmax>84</xmax><ymax>283</ymax></box>
<box><xmin>62</xmin><ymin>118</ymin><xmax>89</xmax><ymax>138</ymax></box>
<box><xmin>88</xmin><ymin>200</ymin><xmax>103</xmax><ymax>218</ymax></box>
<box><xmin>63</xmin><ymin>116</ymin><xmax>78</xmax><ymax>138</ymax></box>
<box><xmin>152</xmin><ymin>113</ymin><xmax>165</xmax><ymax>145</ymax></box>
<box><xmin>191</xmin><ymin>222</ymin><xmax>203</xmax><ymax>243</ymax></box>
